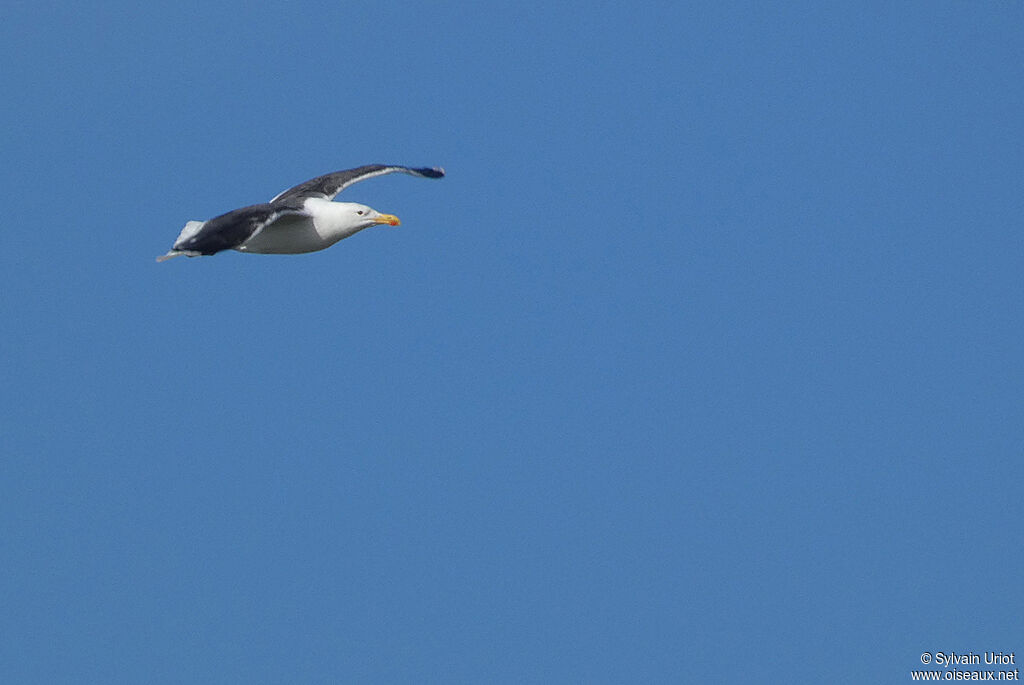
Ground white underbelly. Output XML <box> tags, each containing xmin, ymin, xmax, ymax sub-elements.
<box><xmin>236</xmin><ymin>215</ymin><xmax>336</xmax><ymax>254</ymax></box>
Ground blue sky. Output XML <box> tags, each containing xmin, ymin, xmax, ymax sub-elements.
<box><xmin>1</xmin><ymin>1</ymin><xmax>1021</xmax><ymax>682</ymax></box>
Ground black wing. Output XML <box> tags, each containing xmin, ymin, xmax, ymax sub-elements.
<box><xmin>173</xmin><ymin>203</ymin><xmax>305</xmax><ymax>256</ymax></box>
<box><xmin>269</xmin><ymin>165</ymin><xmax>445</xmax><ymax>204</ymax></box>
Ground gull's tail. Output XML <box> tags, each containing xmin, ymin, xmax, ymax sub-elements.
<box><xmin>157</xmin><ymin>220</ymin><xmax>206</xmax><ymax>263</ymax></box>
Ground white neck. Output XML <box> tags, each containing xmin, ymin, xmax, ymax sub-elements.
<box><xmin>304</xmin><ymin>198</ymin><xmax>373</xmax><ymax>242</ymax></box>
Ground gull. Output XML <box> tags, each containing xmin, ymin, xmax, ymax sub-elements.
<box><xmin>158</xmin><ymin>164</ymin><xmax>444</xmax><ymax>261</ymax></box>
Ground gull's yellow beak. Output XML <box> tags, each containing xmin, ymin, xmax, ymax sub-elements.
<box><xmin>374</xmin><ymin>213</ymin><xmax>401</xmax><ymax>226</ymax></box>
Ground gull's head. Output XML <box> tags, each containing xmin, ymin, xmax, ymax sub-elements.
<box><xmin>346</xmin><ymin>203</ymin><xmax>400</xmax><ymax>229</ymax></box>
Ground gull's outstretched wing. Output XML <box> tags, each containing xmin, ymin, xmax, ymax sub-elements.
<box><xmin>269</xmin><ymin>165</ymin><xmax>445</xmax><ymax>204</ymax></box>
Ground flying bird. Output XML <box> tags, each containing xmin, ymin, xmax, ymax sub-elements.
<box><xmin>157</xmin><ymin>164</ymin><xmax>445</xmax><ymax>261</ymax></box>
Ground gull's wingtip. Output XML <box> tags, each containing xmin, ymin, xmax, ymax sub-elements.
<box><xmin>415</xmin><ymin>166</ymin><xmax>445</xmax><ymax>179</ymax></box>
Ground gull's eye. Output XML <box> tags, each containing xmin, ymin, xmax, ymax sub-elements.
<box><xmin>356</xmin><ymin>210</ymin><xmax>365</xmax><ymax>215</ymax></box>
